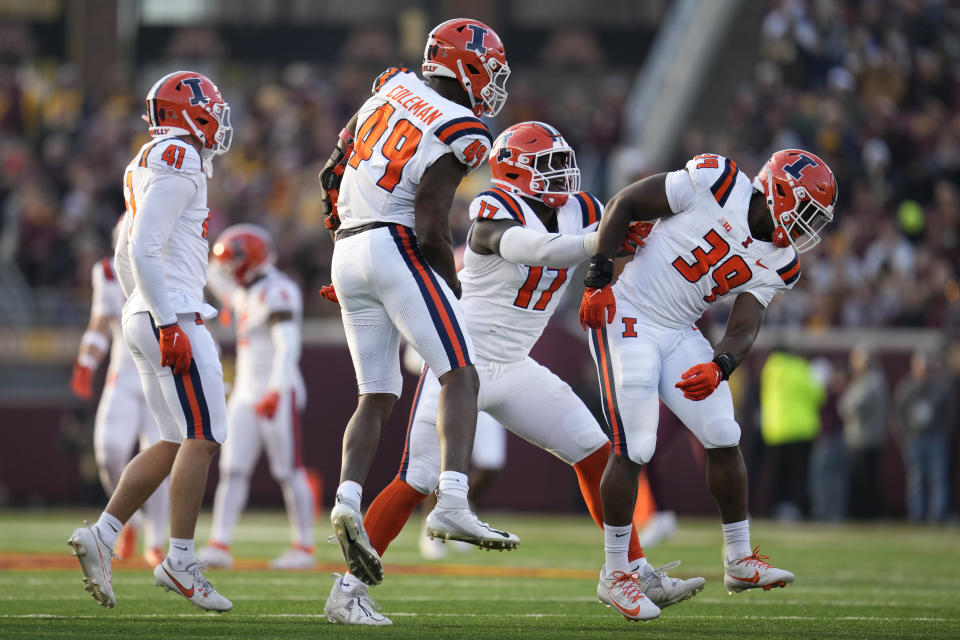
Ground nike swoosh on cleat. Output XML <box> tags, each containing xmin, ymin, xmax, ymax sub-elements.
<box><xmin>163</xmin><ymin>567</ymin><xmax>195</xmax><ymax>597</ymax></box>
<box><xmin>728</xmin><ymin>569</ymin><xmax>760</xmax><ymax>584</ymax></box>
<box><xmin>612</xmin><ymin>598</ymin><xmax>648</xmax><ymax>618</ymax></box>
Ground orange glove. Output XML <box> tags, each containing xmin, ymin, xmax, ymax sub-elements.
<box><xmin>319</xmin><ymin>284</ymin><xmax>339</xmax><ymax>304</ymax></box>
<box><xmin>255</xmin><ymin>390</ymin><xmax>281</xmax><ymax>419</ymax></box>
<box><xmin>620</xmin><ymin>221</ymin><xmax>654</xmax><ymax>254</ymax></box>
<box><xmin>158</xmin><ymin>323</ymin><xmax>193</xmax><ymax>376</ymax></box>
<box><xmin>69</xmin><ymin>363</ymin><xmax>94</xmax><ymax>399</ymax></box>
<box><xmin>675</xmin><ymin>362</ymin><xmax>723</xmax><ymax>401</ymax></box>
<box><xmin>579</xmin><ymin>285</ymin><xmax>616</xmax><ymax>330</ymax></box>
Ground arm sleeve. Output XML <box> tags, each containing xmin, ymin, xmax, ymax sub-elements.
<box><xmin>128</xmin><ymin>172</ymin><xmax>197</xmax><ymax>326</ymax></box>
<box><xmin>664</xmin><ymin>169</ymin><xmax>697</xmax><ymax>214</ymax></box>
<box><xmin>498</xmin><ymin>225</ymin><xmax>594</xmax><ymax>269</ymax></box>
<box><xmin>267</xmin><ymin>320</ymin><xmax>301</xmax><ymax>392</ymax></box>
<box><xmin>89</xmin><ymin>263</ymin><xmax>114</xmax><ymax>318</ymax></box>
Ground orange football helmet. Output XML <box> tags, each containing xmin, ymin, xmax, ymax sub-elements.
<box><xmin>145</xmin><ymin>71</ymin><xmax>232</xmax><ymax>158</ymax></box>
<box><xmin>422</xmin><ymin>18</ymin><xmax>509</xmax><ymax>117</ymax></box>
<box><xmin>754</xmin><ymin>149</ymin><xmax>837</xmax><ymax>253</ymax></box>
<box><xmin>211</xmin><ymin>224</ymin><xmax>274</xmax><ymax>285</ymax></box>
<box><xmin>490</xmin><ymin>121</ymin><xmax>580</xmax><ymax>208</ymax></box>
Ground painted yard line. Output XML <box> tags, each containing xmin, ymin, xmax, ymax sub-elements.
<box><xmin>0</xmin><ymin>613</ymin><xmax>950</xmax><ymax>623</ymax></box>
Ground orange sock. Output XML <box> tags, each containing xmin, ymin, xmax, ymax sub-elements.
<box><xmin>573</xmin><ymin>442</ymin><xmax>645</xmax><ymax>563</ymax></box>
<box><xmin>633</xmin><ymin>468</ymin><xmax>657</xmax><ymax>529</ymax></box>
<box><xmin>363</xmin><ymin>476</ymin><xmax>429</xmax><ymax>557</ymax></box>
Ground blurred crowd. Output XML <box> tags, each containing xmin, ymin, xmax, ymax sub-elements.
<box><xmin>0</xmin><ymin>55</ymin><xmax>628</xmax><ymax>322</ymax></box>
<box><xmin>689</xmin><ymin>0</ymin><xmax>960</xmax><ymax>330</ymax></box>
<box><xmin>1</xmin><ymin>0</ymin><xmax>958</xmax><ymax>329</ymax></box>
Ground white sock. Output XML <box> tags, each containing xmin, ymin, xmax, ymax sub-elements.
<box><xmin>632</xmin><ymin>556</ymin><xmax>652</xmax><ymax>574</ymax></box>
<box><xmin>281</xmin><ymin>469</ymin><xmax>315</xmax><ymax>549</ymax></box>
<box><xmin>210</xmin><ymin>472</ymin><xmax>251</xmax><ymax>546</ymax></box>
<box><xmin>339</xmin><ymin>572</ymin><xmax>357</xmax><ymax>590</ymax></box>
<box><xmin>437</xmin><ymin>471</ymin><xmax>469</xmax><ymax>506</ymax></box>
<box><xmin>167</xmin><ymin>537</ymin><xmax>196</xmax><ymax>570</ymax></box>
<box><xmin>94</xmin><ymin>512</ymin><xmax>124</xmax><ymax>549</ymax></box>
<box><xmin>603</xmin><ymin>523</ymin><xmax>632</xmax><ymax>574</ymax></box>
<box><xmin>335</xmin><ymin>481</ymin><xmax>362</xmax><ymax>508</ymax></box>
<box><xmin>722</xmin><ymin>519</ymin><xmax>752</xmax><ymax>561</ymax></box>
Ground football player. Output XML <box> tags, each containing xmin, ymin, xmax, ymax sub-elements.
<box><xmin>198</xmin><ymin>224</ymin><xmax>315</xmax><ymax>570</ymax></box>
<box><xmin>579</xmin><ymin>150</ymin><xmax>837</xmax><ymax>597</ymax></box>
<box><xmin>68</xmin><ymin>71</ymin><xmax>233</xmax><ymax>612</ymax></box>
<box><xmin>69</xmin><ymin>230</ymin><xmax>169</xmax><ymax>568</ymax></box>
<box><xmin>323</xmin><ymin>121</ymin><xmax>705</xmax><ymax>625</ymax></box>
<box><xmin>317</xmin><ymin>18</ymin><xmax>518</xmax><ymax>591</ymax></box>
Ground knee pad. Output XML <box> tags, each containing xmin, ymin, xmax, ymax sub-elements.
<box><xmin>702</xmin><ymin>418</ymin><xmax>741</xmax><ymax>449</ymax></box>
<box><xmin>629</xmin><ymin>433</ymin><xmax>658</xmax><ymax>465</ymax></box>
<box><xmin>401</xmin><ymin>462</ymin><xmax>440</xmax><ymax>495</ymax></box>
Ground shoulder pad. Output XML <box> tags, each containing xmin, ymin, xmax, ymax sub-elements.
<box><xmin>470</xmin><ymin>188</ymin><xmax>527</xmax><ymax>225</ymax></box>
<box><xmin>434</xmin><ymin>116</ymin><xmax>492</xmax><ymax>146</ymax></box>
<box><xmin>684</xmin><ymin>154</ymin><xmax>742</xmax><ymax>207</ymax></box>
<box><xmin>137</xmin><ymin>138</ymin><xmax>203</xmax><ymax>175</ymax></box>
<box><xmin>774</xmin><ymin>250</ymin><xmax>801</xmax><ymax>287</ymax></box>
<box><xmin>372</xmin><ymin>66</ymin><xmax>414</xmax><ymax>94</ymax></box>
<box><xmin>571</xmin><ymin>191</ymin><xmax>603</xmax><ymax>228</ymax></box>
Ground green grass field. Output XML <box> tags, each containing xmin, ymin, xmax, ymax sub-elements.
<box><xmin>1</xmin><ymin>510</ymin><xmax>958</xmax><ymax>639</ymax></box>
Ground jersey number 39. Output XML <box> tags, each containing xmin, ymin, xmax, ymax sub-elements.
<box><xmin>672</xmin><ymin>230</ymin><xmax>752</xmax><ymax>302</ymax></box>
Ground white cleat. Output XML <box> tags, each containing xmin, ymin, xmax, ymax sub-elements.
<box><xmin>154</xmin><ymin>558</ymin><xmax>233</xmax><ymax>612</ymax></box>
<box><xmin>330</xmin><ymin>501</ymin><xmax>382</xmax><ymax>586</ymax></box>
<box><xmin>424</xmin><ymin>505</ymin><xmax>519</xmax><ymax>551</ymax></box>
<box><xmin>270</xmin><ymin>546</ymin><xmax>316</xmax><ymax>570</ymax></box>
<box><xmin>597</xmin><ymin>568</ymin><xmax>660</xmax><ymax>622</ymax></box>
<box><xmin>68</xmin><ymin>522</ymin><xmax>116</xmax><ymax>608</ymax></box>
<box><xmin>197</xmin><ymin>543</ymin><xmax>233</xmax><ymax>569</ymax></box>
<box><xmin>637</xmin><ymin>560</ymin><xmax>705</xmax><ymax>608</ymax></box>
<box><xmin>638</xmin><ymin>511</ymin><xmax>677</xmax><ymax>549</ymax></box>
<box><xmin>724</xmin><ymin>547</ymin><xmax>795</xmax><ymax>593</ymax></box>
<box><xmin>419</xmin><ymin>529</ymin><xmax>448</xmax><ymax>560</ymax></box>
<box><xmin>324</xmin><ymin>573</ymin><xmax>392</xmax><ymax>626</ymax></box>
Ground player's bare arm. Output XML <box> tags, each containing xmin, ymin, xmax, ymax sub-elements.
<box><xmin>593</xmin><ymin>173</ymin><xmax>673</xmax><ymax>258</ymax></box>
<box><xmin>713</xmin><ymin>293</ymin><xmax>765</xmax><ymax>367</ymax></box>
<box><xmin>414</xmin><ymin>152</ymin><xmax>469</xmax><ymax>296</ymax></box>
<box><xmin>468</xmin><ymin>218</ymin><xmax>520</xmax><ymax>256</ymax></box>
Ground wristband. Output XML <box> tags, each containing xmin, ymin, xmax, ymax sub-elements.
<box><xmin>80</xmin><ymin>330</ymin><xmax>109</xmax><ymax>353</ymax></box>
<box><xmin>77</xmin><ymin>353</ymin><xmax>97</xmax><ymax>369</ymax></box>
<box><xmin>584</xmin><ymin>254</ymin><xmax>614</xmax><ymax>289</ymax></box>
<box><xmin>713</xmin><ymin>352</ymin><xmax>737</xmax><ymax>380</ymax></box>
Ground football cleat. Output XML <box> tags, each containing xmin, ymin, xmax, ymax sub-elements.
<box><xmin>143</xmin><ymin>547</ymin><xmax>165</xmax><ymax>568</ymax></box>
<box><xmin>154</xmin><ymin>558</ymin><xmax>232</xmax><ymax>612</ymax></box>
<box><xmin>68</xmin><ymin>522</ymin><xmax>117</xmax><ymax>608</ymax></box>
<box><xmin>330</xmin><ymin>501</ymin><xmax>383</xmax><ymax>586</ymax></box>
<box><xmin>269</xmin><ymin>545</ymin><xmax>316</xmax><ymax>570</ymax></box>
<box><xmin>638</xmin><ymin>511</ymin><xmax>677</xmax><ymax>549</ymax></box>
<box><xmin>324</xmin><ymin>573</ymin><xmax>392</xmax><ymax>626</ymax></box>
<box><xmin>197</xmin><ymin>542</ymin><xmax>233</xmax><ymax>569</ymax></box>
<box><xmin>424</xmin><ymin>504</ymin><xmax>519</xmax><ymax>551</ymax></box>
<box><xmin>597</xmin><ymin>568</ymin><xmax>660</xmax><ymax>622</ymax></box>
<box><xmin>419</xmin><ymin>529</ymin><xmax>448</xmax><ymax>560</ymax></box>
<box><xmin>724</xmin><ymin>547</ymin><xmax>795</xmax><ymax>593</ymax></box>
<box><xmin>636</xmin><ymin>560</ymin><xmax>705</xmax><ymax>608</ymax></box>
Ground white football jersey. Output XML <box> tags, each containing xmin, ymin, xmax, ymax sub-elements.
<box><xmin>90</xmin><ymin>257</ymin><xmax>140</xmax><ymax>391</ymax></box>
<box><xmin>231</xmin><ymin>267</ymin><xmax>306</xmax><ymax>406</ymax></box>
<box><xmin>615</xmin><ymin>154</ymin><xmax>800</xmax><ymax>329</ymax></box>
<box><xmin>461</xmin><ymin>188</ymin><xmax>603</xmax><ymax>362</ymax></box>
<box><xmin>337</xmin><ymin>67</ymin><xmax>493</xmax><ymax>231</ymax></box>
<box><xmin>115</xmin><ymin>135</ymin><xmax>216</xmax><ymax>324</ymax></box>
